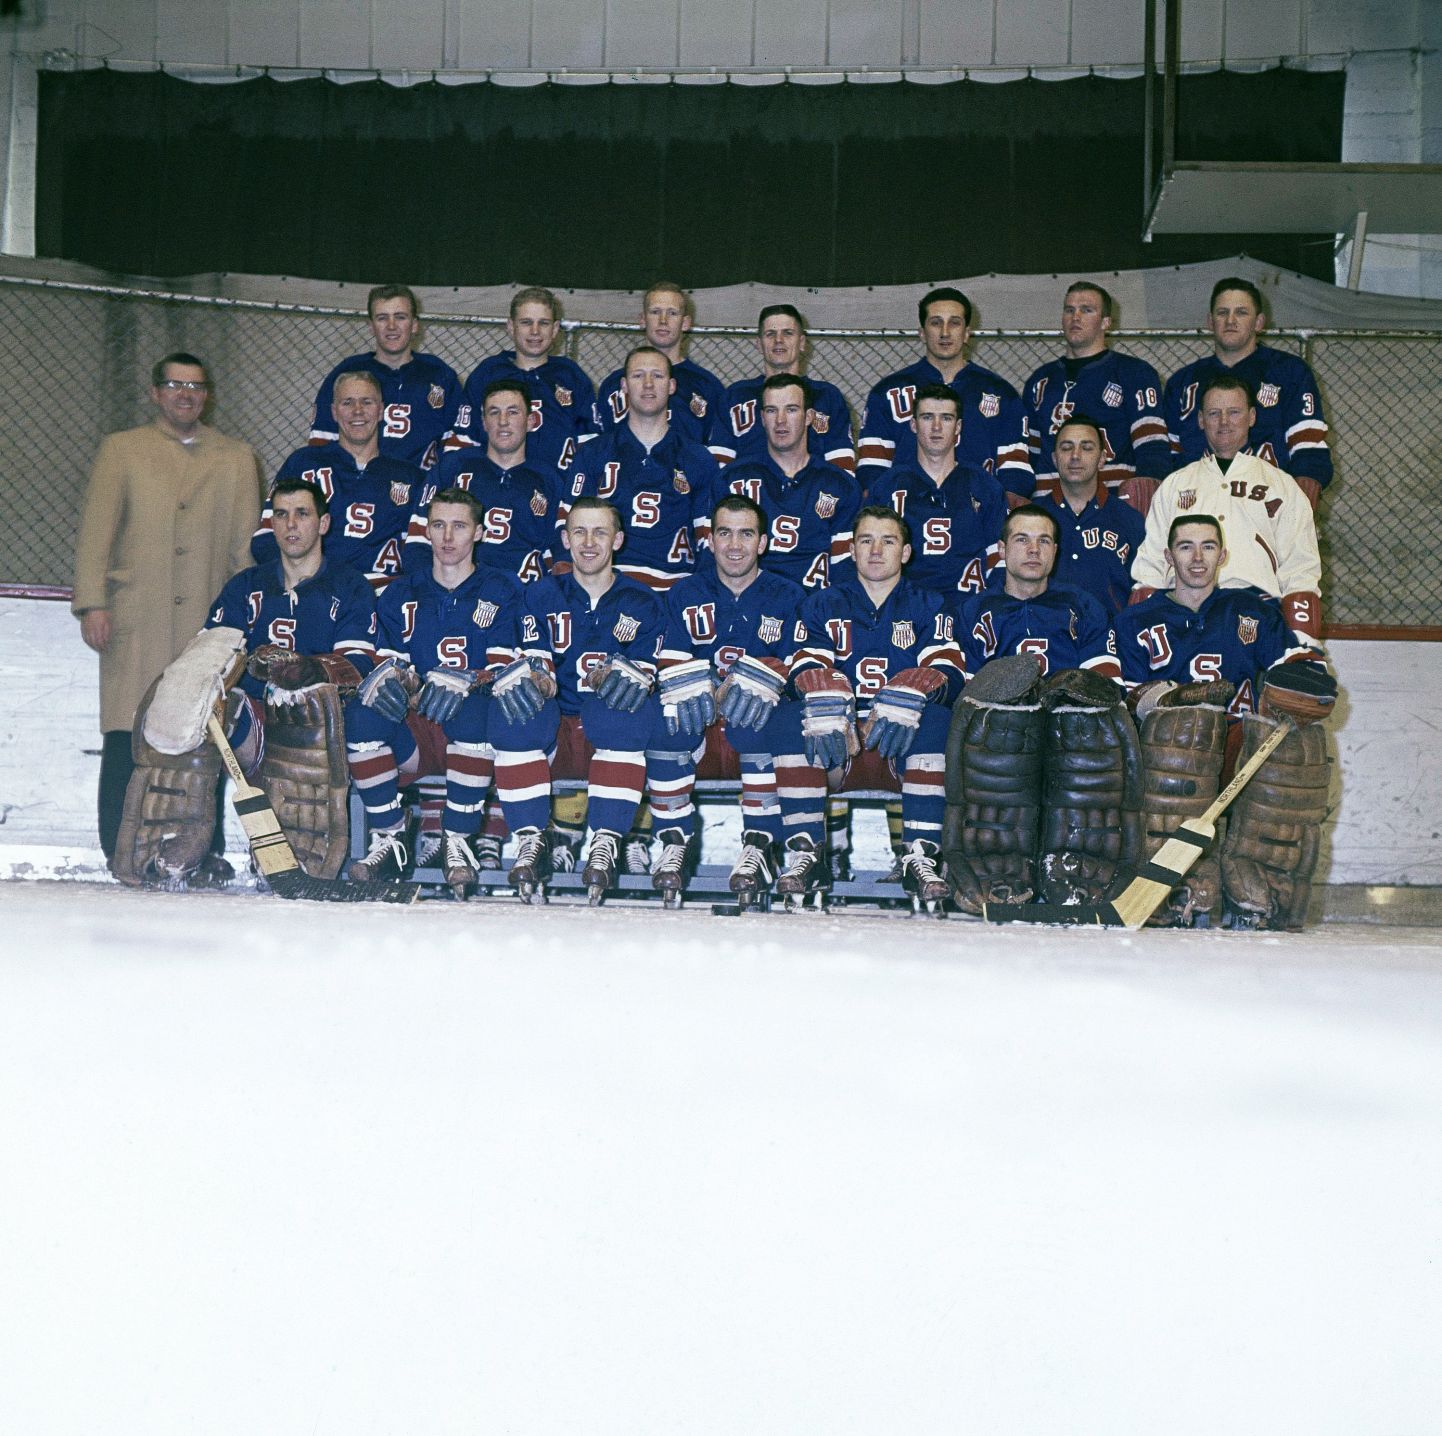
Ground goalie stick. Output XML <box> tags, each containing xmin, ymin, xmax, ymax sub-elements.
<box><xmin>983</xmin><ymin>716</ymin><xmax>1294</xmax><ymax>930</ymax></box>
<box><xmin>206</xmin><ymin>714</ymin><xmax>419</xmax><ymax>904</ymax></box>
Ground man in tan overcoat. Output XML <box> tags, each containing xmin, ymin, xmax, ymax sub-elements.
<box><xmin>73</xmin><ymin>352</ymin><xmax>262</xmax><ymax>872</ymax></box>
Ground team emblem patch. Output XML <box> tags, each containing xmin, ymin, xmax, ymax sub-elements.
<box><xmin>1257</xmin><ymin>383</ymin><xmax>1280</xmax><ymax>408</ymax></box>
<box><xmin>473</xmin><ymin>599</ymin><xmax>499</xmax><ymax>628</ymax></box>
<box><xmin>815</xmin><ymin>492</ymin><xmax>838</xmax><ymax>519</ymax></box>
<box><xmin>980</xmin><ymin>392</ymin><xmax>1000</xmax><ymax>419</ymax></box>
<box><xmin>673</xmin><ymin>469</ymin><xmax>690</xmax><ymax>495</ymax></box>
<box><xmin>554</xmin><ymin>385</ymin><xmax>573</xmax><ymax>407</ymax></box>
<box><xmin>690</xmin><ymin>393</ymin><xmax>708</xmax><ymax>418</ymax></box>
<box><xmin>612</xmin><ymin>614</ymin><xmax>640</xmax><ymax>644</ymax></box>
<box><xmin>530</xmin><ymin>490</ymin><xmax>548</xmax><ymax>517</ymax></box>
<box><xmin>389</xmin><ymin>481</ymin><xmax>411</xmax><ymax>507</ymax></box>
<box><xmin>810</xmin><ymin>412</ymin><xmax>830</xmax><ymax>434</ymax></box>
<box><xmin>891</xmin><ymin>620</ymin><xmax>915</xmax><ymax>649</ymax></box>
<box><xmin>1178</xmin><ymin>489</ymin><xmax>1197</xmax><ymax>511</ymax></box>
<box><xmin>427</xmin><ymin>384</ymin><xmax>445</xmax><ymax>410</ymax></box>
<box><xmin>1103</xmin><ymin>382</ymin><xmax>1124</xmax><ymax>408</ymax></box>
<box><xmin>758</xmin><ymin>615</ymin><xmax>783</xmax><ymax>644</ymax></box>
<box><xmin>1238</xmin><ymin>615</ymin><xmax>1259</xmax><ymax>646</ymax></box>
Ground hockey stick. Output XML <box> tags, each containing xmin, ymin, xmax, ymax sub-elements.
<box><xmin>983</xmin><ymin>716</ymin><xmax>1294</xmax><ymax>930</ymax></box>
<box><xmin>206</xmin><ymin>714</ymin><xmax>419</xmax><ymax>904</ymax></box>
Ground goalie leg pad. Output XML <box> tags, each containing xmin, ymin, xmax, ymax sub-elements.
<box><xmin>1139</xmin><ymin>702</ymin><xmax>1229</xmax><ymax>926</ymax></box>
<box><xmin>1221</xmin><ymin>714</ymin><xmax>1330</xmax><ymax>930</ymax></box>
<box><xmin>113</xmin><ymin>676</ymin><xmax>223</xmax><ymax>887</ymax></box>
<box><xmin>258</xmin><ymin>684</ymin><xmax>352</xmax><ymax>880</ymax></box>
<box><xmin>942</xmin><ymin>697</ymin><xmax>1045</xmax><ymax>914</ymax></box>
<box><xmin>1037</xmin><ymin>689</ymin><xmax>1143</xmax><ymax>908</ymax></box>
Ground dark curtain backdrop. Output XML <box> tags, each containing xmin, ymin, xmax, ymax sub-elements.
<box><xmin>38</xmin><ymin>68</ymin><xmax>1345</xmax><ymax>287</ymax></box>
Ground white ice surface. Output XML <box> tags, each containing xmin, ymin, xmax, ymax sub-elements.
<box><xmin>2</xmin><ymin>882</ymin><xmax>1441</xmax><ymax>1436</ymax></box>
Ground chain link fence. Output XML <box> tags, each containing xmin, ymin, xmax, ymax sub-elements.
<box><xmin>2</xmin><ymin>276</ymin><xmax>1437</xmax><ymax>627</ymax></box>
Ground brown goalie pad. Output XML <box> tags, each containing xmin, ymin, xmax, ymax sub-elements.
<box><xmin>1138</xmin><ymin>699</ymin><xmax>1230</xmax><ymax>926</ymax></box>
<box><xmin>112</xmin><ymin>676</ymin><xmax>223</xmax><ymax>887</ymax></box>
<box><xmin>257</xmin><ymin>683</ymin><xmax>351</xmax><ymax>880</ymax></box>
<box><xmin>1220</xmin><ymin>713</ymin><xmax>1330</xmax><ymax>930</ymax></box>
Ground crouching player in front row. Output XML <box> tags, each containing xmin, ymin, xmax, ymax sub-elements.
<box><xmin>1113</xmin><ymin>514</ymin><xmax>1336</xmax><ymax>928</ymax></box>
<box><xmin>114</xmin><ymin>478</ymin><xmax>378</xmax><ymax>887</ymax></box>
<box><xmin>762</xmin><ymin>505</ymin><xmax>964</xmax><ymax>912</ymax></box>
<box><xmin>345</xmin><ymin>487</ymin><xmax>537</xmax><ymax>896</ymax></box>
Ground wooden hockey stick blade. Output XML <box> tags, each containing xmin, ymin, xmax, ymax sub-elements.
<box><xmin>206</xmin><ymin>715</ymin><xmax>419</xmax><ymax>905</ymax></box>
<box><xmin>1108</xmin><ymin>717</ymin><xmax>1294</xmax><ymax>930</ymax></box>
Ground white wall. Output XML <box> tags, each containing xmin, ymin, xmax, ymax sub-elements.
<box><xmin>2</xmin><ymin>597</ymin><xmax>1435</xmax><ymax>888</ymax></box>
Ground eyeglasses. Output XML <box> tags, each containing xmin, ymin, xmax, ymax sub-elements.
<box><xmin>158</xmin><ymin>379</ymin><xmax>209</xmax><ymax>391</ymax></box>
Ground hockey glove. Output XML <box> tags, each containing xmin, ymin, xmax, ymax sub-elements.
<box><xmin>417</xmin><ymin>668</ymin><xmax>480</xmax><ymax>724</ymax></box>
<box><xmin>864</xmin><ymin>667</ymin><xmax>948</xmax><ymax>761</ymax></box>
<box><xmin>492</xmin><ymin>657</ymin><xmax>555</xmax><ymax>723</ymax></box>
<box><xmin>593</xmin><ymin>655</ymin><xmax>653</xmax><ymax>712</ymax></box>
<box><xmin>1260</xmin><ymin>658</ymin><xmax>1337</xmax><ymax>725</ymax></box>
<box><xmin>795</xmin><ymin>667</ymin><xmax>855</xmax><ymax>771</ymax></box>
<box><xmin>658</xmin><ymin>657</ymin><xmax>716</xmax><ymax>737</ymax></box>
<box><xmin>356</xmin><ymin>657</ymin><xmax>414</xmax><ymax>723</ymax></box>
<box><xmin>717</xmin><ymin>654</ymin><xmax>787</xmax><ymax>730</ymax></box>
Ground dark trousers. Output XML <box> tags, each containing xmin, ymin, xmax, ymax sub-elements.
<box><xmin>99</xmin><ymin>729</ymin><xmax>226</xmax><ymax>863</ymax></box>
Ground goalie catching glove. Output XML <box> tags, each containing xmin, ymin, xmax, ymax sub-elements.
<box><xmin>590</xmin><ymin>655</ymin><xmax>653</xmax><ymax>712</ymax></box>
<box><xmin>864</xmin><ymin>666</ymin><xmax>948</xmax><ymax>761</ymax></box>
<box><xmin>247</xmin><ymin>645</ymin><xmax>362</xmax><ymax>706</ymax></box>
<box><xmin>416</xmin><ymin>668</ymin><xmax>482</xmax><ymax>724</ymax></box>
<box><xmin>658</xmin><ymin>658</ymin><xmax>716</xmax><ymax>737</ymax></box>
<box><xmin>1260</xmin><ymin>659</ymin><xmax>1337</xmax><ymax>725</ymax></box>
<box><xmin>492</xmin><ymin>657</ymin><xmax>556</xmax><ymax>723</ymax></box>
<box><xmin>794</xmin><ymin>667</ymin><xmax>855</xmax><ymax>770</ymax></box>
<box><xmin>355</xmin><ymin>657</ymin><xmax>415</xmax><ymax>722</ymax></box>
<box><xmin>717</xmin><ymin>654</ymin><xmax>787</xmax><ymax>730</ymax></box>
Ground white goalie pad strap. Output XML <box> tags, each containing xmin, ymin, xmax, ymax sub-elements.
<box><xmin>144</xmin><ymin>626</ymin><xmax>247</xmax><ymax>755</ymax></box>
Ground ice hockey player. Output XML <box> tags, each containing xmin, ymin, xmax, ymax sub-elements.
<box><xmin>765</xmin><ymin>506</ymin><xmax>964</xmax><ymax>912</ymax></box>
<box><xmin>1022</xmin><ymin>281</ymin><xmax>1170</xmax><ymax>510</ymax></box>
<box><xmin>344</xmin><ymin>488</ymin><xmax>527</xmax><ymax>896</ymax></box>
<box><xmin>114</xmin><ymin>478</ymin><xmax>377</xmax><ymax>888</ymax></box>
<box><xmin>308</xmin><ymin>284</ymin><xmax>464</xmax><ymax>472</ymax></box>
<box><xmin>258</xmin><ymin>369</ymin><xmax>421</xmax><ymax>593</ymax></box>
<box><xmin>708</xmin><ymin>304</ymin><xmax>855</xmax><ymax>471</ymax></box>
<box><xmin>659</xmin><ymin>494</ymin><xmax>808</xmax><ymax>905</ymax></box>
<box><xmin>484</xmin><ymin>498</ymin><xmax>668</xmax><ymax>902</ymax></box>
<box><xmin>1163</xmin><ymin>277</ymin><xmax>1332</xmax><ymax>507</ymax></box>
<box><xmin>594</xmin><ymin>281</ymin><xmax>726</xmax><ymax>447</ymax></box>
<box><xmin>1115</xmin><ymin>512</ymin><xmax>1336</xmax><ymax>928</ymax></box>
<box><xmin>857</xmin><ymin>287</ymin><xmax>1033</xmax><ymax>501</ymax></box>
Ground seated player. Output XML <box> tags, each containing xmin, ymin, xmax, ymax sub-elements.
<box><xmin>345</xmin><ymin>488</ymin><xmax>529</xmax><ymax>895</ymax></box>
<box><xmin>483</xmin><ymin>498</ymin><xmax>668</xmax><ymax>902</ymax></box>
<box><xmin>257</xmin><ymin>369</ymin><xmax>420</xmax><ymax>593</ymax></box>
<box><xmin>594</xmin><ymin>281</ymin><xmax>726</xmax><ymax>446</ymax></box>
<box><xmin>114</xmin><ymin>479</ymin><xmax>377</xmax><ymax>888</ymax></box>
<box><xmin>1029</xmin><ymin>414</ymin><xmax>1145</xmax><ymax>615</ymax></box>
<box><xmin>706</xmin><ymin>373</ymin><xmax>862</xmax><ymax>593</ymax></box>
<box><xmin>308</xmin><ymin>283</ymin><xmax>464</xmax><ymax>472</ymax></box>
<box><xmin>656</xmin><ymin>494</ymin><xmax>808</xmax><ymax>903</ymax></box>
<box><xmin>454</xmin><ymin>286</ymin><xmax>597</xmax><ymax>474</ymax></box>
<box><xmin>861</xmin><ymin>383</ymin><xmax>1007</xmax><ymax>598</ymax></box>
<box><xmin>565</xmin><ymin>346</ymin><xmax>719</xmax><ymax>590</ymax></box>
<box><xmin>708</xmin><ymin>304</ymin><xmax>855</xmax><ymax>470</ymax></box>
<box><xmin>857</xmin><ymin>286</ymin><xmax>1033</xmax><ymax>502</ymax></box>
<box><xmin>953</xmin><ymin>505</ymin><xmax>1121</xmax><ymax>681</ymax></box>
<box><xmin>1114</xmin><ymin>513</ymin><xmax>1336</xmax><ymax>928</ymax></box>
<box><xmin>763</xmin><ymin>506</ymin><xmax>964</xmax><ymax>911</ymax></box>
<box><xmin>1022</xmin><ymin>280</ymin><xmax>1170</xmax><ymax>510</ymax></box>
<box><xmin>405</xmin><ymin>379</ymin><xmax>565</xmax><ymax>584</ymax></box>
<box><xmin>1132</xmin><ymin>373</ymin><xmax>1323</xmax><ymax>654</ymax></box>
<box><xmin>1163</xmin><ymin>277</ymin><xmax>1332</xmax><ymax>506</ymax></box>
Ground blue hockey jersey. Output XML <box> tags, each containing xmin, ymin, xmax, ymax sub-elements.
<box><xmin>309</xmin><ymin>351</ymin><xmax>463</xmax><ymax>472</ymax></box>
